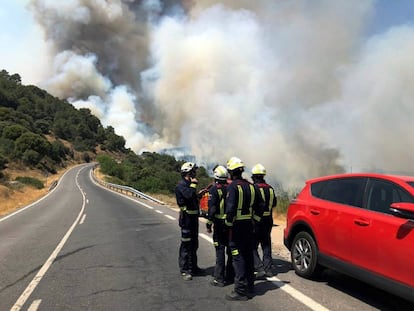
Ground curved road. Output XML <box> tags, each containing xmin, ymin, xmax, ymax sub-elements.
<box><xmin>0</xmin><ymin>164</ymin><xmax>412</xmax><ymax>310</ymax></box>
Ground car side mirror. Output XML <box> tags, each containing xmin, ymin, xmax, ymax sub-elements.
<box><xmin>389</xmin><ymin>202</ymin><xmax>414</xmax><ymax>220</ymax></box>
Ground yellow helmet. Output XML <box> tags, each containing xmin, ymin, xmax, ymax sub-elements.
<box><xmin>251</xmin><ymin>163</ymin><xmax>266</xmax><ymax>175</ymax></box>
<box><xmin>226</xmin><ymin>157</ymin><xmax>245</xmax><ymax>171</ymax></box>
<box><xmin>181</xmin><ymin>162</ymin><xmax>197</xmax><ymax>173</ymax></box>
<box><xmin>213</xmin><ymin>165</ymin><xmax>228</xmax><ymax>181</ymax></box>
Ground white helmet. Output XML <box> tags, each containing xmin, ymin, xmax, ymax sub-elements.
<box><xmin>213</xmin><ymin>165</ymin><xmax>228</xmax><ymax>181</ymax></box>
<box><xmin>226</xmin><ymin>157</ymin><xmax>245</xmax><ymax>171</ymax></box>
<box><xmin>251</xmin><ymin>163</ymin><xmax>266</xmax><ymax>175</ymax></box>
<box><xmin>181</xmin><ymin>162</ymin><xmax>197</xmax><ymax>173</ymax></box>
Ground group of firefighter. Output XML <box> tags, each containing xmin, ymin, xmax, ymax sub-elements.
<box><xmin>175</xmin><ymin>156</ymin><xmax>277</xmax><ymax>301</ymax></box>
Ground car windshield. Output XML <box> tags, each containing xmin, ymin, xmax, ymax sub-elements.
<box><xmin>407</xmin><ymin>181</ymin><xmax>414</xmax><ymax>188</ymax></box>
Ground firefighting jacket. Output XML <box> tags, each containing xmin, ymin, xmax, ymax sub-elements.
<box><xmin>175</xmin><ymin>178</ymin><xmax>199</xmax><ymax>216</ymax></box>
<box><xmin>207</xmin><ymin>182</ymin><xmax>227</xmax><ymax>224</ymax></box>
<box><xmin>224</xmin><ymin>178</ymin><xmax>265</xmax><ymax>227</ymax></box>
<box><xmin>254</xmin><ymin>182</ymin><xmax>277</xmax><ymax>218</ymax></box>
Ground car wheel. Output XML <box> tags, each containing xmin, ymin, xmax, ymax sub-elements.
<box><xmin>291</xmin><ymin>231</ymin><xmax>321</xmax><ymax>279</ymax></box>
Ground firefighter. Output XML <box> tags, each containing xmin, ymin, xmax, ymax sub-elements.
<box><xmin>251</xmin><ymin>164</ymin><xmax>277</xmax><ymax>278</ymax></box>
<box><xmin>175</xmin><ymin>162</ymin><xmax>204</xmax><ymax>281</ymax></box>
<box><xmin>224</xmin><ymin>157</ymin><xmax>265</xmax><ymax>301</ymax></box>
<box><xmin>206</xmin><ymin>165</ymin><xmax>234</xmax><ymax>287</ymax></box>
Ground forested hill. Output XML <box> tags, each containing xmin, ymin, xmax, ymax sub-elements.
<box><xmin>0</xmin><ymin>70</ymin><xmax>211</xmax><ymax>194</ymax></box>
<box><xmin>0</xmin><ymin>69</ymin><xmax>128</xmax><ymax>176</ymax></box>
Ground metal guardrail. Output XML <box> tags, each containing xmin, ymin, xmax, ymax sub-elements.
<box><xmin>91</xmin><ymin>166</ymin><xmax>165</xmax><ymax>205</ymax></box>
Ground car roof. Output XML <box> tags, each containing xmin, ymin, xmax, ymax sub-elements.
<box><xmin>306</xmin><ymin>173</ymin><xmax>414</xmax><ymax>184</ymax></box>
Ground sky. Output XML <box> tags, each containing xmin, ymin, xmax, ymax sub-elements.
<box><xmin>1</xmin><ymin>0</ymin><xmax>414</xmax><ymax>189</ymax></box>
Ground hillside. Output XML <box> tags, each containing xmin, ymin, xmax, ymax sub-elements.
<box><xmin>0</xmin><ymin>69</ymin><xmax>128</xmax><ymax>175</ymax></box>
<box><xmin>0</xmin><ymin>69</ymin><xmax>131</xmax><ymax>216</ymax></box>
<box><xmin>0</xmin><ymin>70</ymin><xmax>212</xmax><ymax>218</ymax></box>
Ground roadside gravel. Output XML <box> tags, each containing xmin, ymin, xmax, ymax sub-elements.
<box><xmin>271</xmin><ymin>217</ymin><xmax>291</xmax><ymax>261</ymax></box>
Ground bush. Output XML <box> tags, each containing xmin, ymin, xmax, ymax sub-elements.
<box><xmin>0</xmin><ymin>154</ymin><xmax>7</xmax><ymax>169</ymax></box>
<box><xmin>82</xmin><ymin>152</ymin><xmax>91</xmax><ymax>163</ymax></box>
<box><xmin>15</xmin><ymin>176</ymin><xmax>44</xmax><ymax>189</ymax></box>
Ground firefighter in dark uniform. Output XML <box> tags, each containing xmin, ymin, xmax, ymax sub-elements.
<box><xmin>175</xmin><ymin>162</ymin><xmax>204</xmax><ymax>281</ymax></box>
<box><xmin>251</xmin><ymin>163</ymin><xmax>277</xmax><ymax>278</ymax></box>
<box><xmin>206</xmin><ymin>165</ymin><xmax>234</xmax><ymax>287</ymax></box>
<box><xmin>224</xmin><ymin>157</ymin><xmax>265</xmax><ymax>301</ymax></box>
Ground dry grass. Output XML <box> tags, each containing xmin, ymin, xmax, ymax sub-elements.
<box><xmin>149</xmin><ymin>193</ymin><xmax>177</xmax><ymax>208</ymax></box>
<box><xmin>0</xmin><ymin>166</ymin><xmax>75</xmax><ymax>217</ymax></box>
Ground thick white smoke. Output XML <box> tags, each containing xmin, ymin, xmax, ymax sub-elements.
<box><xmin>319</xmin><ymin>25</ymin><xmax>414</xmax><ymax>175</ymax></box>
<box><xmin>24</xmin><ymin>0</ymin><xmax>414</xmax><ymax>188</ymax></box>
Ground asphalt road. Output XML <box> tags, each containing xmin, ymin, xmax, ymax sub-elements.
<box><xmin>0</xmin><ymin>164</ymin><xmax>413</xmax><ymax>311</ymax></box>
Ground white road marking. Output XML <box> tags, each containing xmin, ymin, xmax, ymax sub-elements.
<box><xmin>27</xmin><ymin>299</ymin><xmax>42</xmax><ymax>311</ymax></box>
<box><xmin>10</xmin><ymin>168</ymin><xmax>87</xmax><ymax>311</ymax></box>
<box><xmin>79</xmin><ymin>214</ymin><xmax>86</xmax><ymax>224</ymax></box>
<box><xmin>199</xmin><ymin>233</ymin><xmax>213</xmax><ymax>244</ymax></box>
<box><xmin>200</xmin><ymin>235</ymin><xmax>328</xmax><ymax>310</ymax></box>
<box><xmin>267</xmin><ymin>277</ymin><xmax>330</xmax><ymax>311</ymax></box>
<box><xmin>155</xmin><ymin>210</ymin><xmax>163</xmax><ymax>214</ymax></box>
<box><xmin>164</xmin><ymin>215</ymin><xmax>176</xmax><ymax>220</ymax></box>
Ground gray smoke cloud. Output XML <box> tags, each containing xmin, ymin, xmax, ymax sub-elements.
<box><xmin>26</xmin><ymin>0</ymin><xmax>414</xmax><ymax>188</ymax></box>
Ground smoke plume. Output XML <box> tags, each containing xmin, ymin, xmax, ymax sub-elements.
<box><xmin>25</xmin><ymin>0</ymin><xmax>414</xmax><ymax>188</ymax></box>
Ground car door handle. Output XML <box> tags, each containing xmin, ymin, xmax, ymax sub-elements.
<box><xmin>310</xmin><ymin>209</ymin><xmax>320</xmax><ymax>215</ymax></box>
<box><xmin>354</xmin><ymin>218</ymin><xmax>370</xmax><ymax>226</ymax></box>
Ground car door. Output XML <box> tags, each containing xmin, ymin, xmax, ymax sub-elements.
<box><xmin>315</xmin><ymin>177</ymin><xmax>366</xmax><ymax>263</ymax></box>
<box><xmin>351</xmin><ymin>178</ymin><xmax>414</xmax><ymax>287</ymax></box>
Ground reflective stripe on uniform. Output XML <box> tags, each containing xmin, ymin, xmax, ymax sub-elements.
<box><xmin>217</xmin><ymin>188</ymin><xmax>226</xmax><ymax>218</ymax></box>
<box><xmin>180</xmin><ymin>206</ymin><xmax>199</xmax><ymax>215</ymax></box>
<box><xmin>185</xmin><ymin>210</ymin><xmax>199</xmax><ymax>215</ymax></box>
<box><xmin>260</xmin><ymin>187</ymin><xmax>275</xmax><ymax>216</ymax></box>
<box><xmin>231</xmin><ymin>249</ymin><xmax>239</xmax><ymax>256</ymax></box>
<box><xmin>181</xmin><ymin>237</ymin><xmax>191</xmax><ymax>242</ymax></box>
<box><xmin>235</xmin><ymin>185</ymin><xmax>254</xmax><ymax>220</ymax></box>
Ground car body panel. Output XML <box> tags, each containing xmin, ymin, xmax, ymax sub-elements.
<box><xmin>351</xmin><ymin>207</ymin><xmax>414</xmax><ymax>287</ymax></box>
<box><xmin>284</xmin><ymin>173</ymin><xmax>414</xmax><ymax>301</ymax></box>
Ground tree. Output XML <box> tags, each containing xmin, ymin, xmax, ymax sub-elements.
<box><xmin>34</xmin><ymin>119</ymin><xmax>50</xmax><ymax>134</ymax></box>
<box><xmin>2</xmin><ymin>124</ymin><xmax>28</xmax><ymax>140</ymax></box>
<box><xmin>49</xmin><ymin>140</ymin><xmax>68</xmax><ymax>162</ymax></box>
<box><xmin>14</xmin><ymin>132</ymin><xmax>50</xmax><ymax>160</ymax></box>
<box><xmin>22</xmin><ymin>149</ymin><xmax>41</xmax><ymax>166</ymax></box>
<box><xmin>9</xmin><ymin>73</ymin><xmax>21</xmax><ymax>84</ymax></box>
<box><xmin>104</xmin><ymin>126</ymin><xmax>126</xmax><ymax>151</ymax></box>
<box><xmin>0</xmin><ymin>138</ymin><xmax>14</xmax><ymax>160</ymax></box>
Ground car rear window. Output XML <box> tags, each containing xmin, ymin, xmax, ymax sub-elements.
<box><xmin>311</xmin><ymin>177</ymin><xmax>366</xmax><ymax>207</ymax></box>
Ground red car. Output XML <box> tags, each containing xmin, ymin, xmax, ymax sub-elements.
<box><xmin>283</xmin><ymin>173</ymin><xmax>414</xmax><ymax>302</ymax></box>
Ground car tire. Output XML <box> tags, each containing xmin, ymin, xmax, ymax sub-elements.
<box><xmin>291</xmin><ymin>231</ymin><xmax>322</xmax><ymax>279</ymax></box>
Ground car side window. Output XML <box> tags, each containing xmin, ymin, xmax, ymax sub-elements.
<box><xmin>310</xmin><ymin>180</ymin><xmax>327</xmax><ymax>197</ymax></box>
<box><xmin>366</xmin><ymin>179</ymin><xmax>414</xmax><ymax>214</ymax></box>
<box><xmin>312</xmin><ymin>178</ymin><xmax>365</xmax><ymax>207</ymax></box>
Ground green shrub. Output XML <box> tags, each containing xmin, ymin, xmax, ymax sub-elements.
<box><xmin>15</xmin><ymin>176</ymin><xmax>44</xmax><ymax>189</ymax></box>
